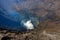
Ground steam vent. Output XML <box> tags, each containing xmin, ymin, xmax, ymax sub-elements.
<box><xmin>0</xmin><ymin>0</ymin><xmax>60</xmax><ymax>40</ymax></box>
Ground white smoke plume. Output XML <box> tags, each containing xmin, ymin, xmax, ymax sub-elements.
<box><xmin>22</xmin><ymin>20</ymin><xmax>34</xmax><ymax>29</ymax></box>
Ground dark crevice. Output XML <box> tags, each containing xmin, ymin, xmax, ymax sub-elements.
<box><xmin>1</xmin><ymin>36</ymin><xmax>11</xmax><ymax>40</ymax></box>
